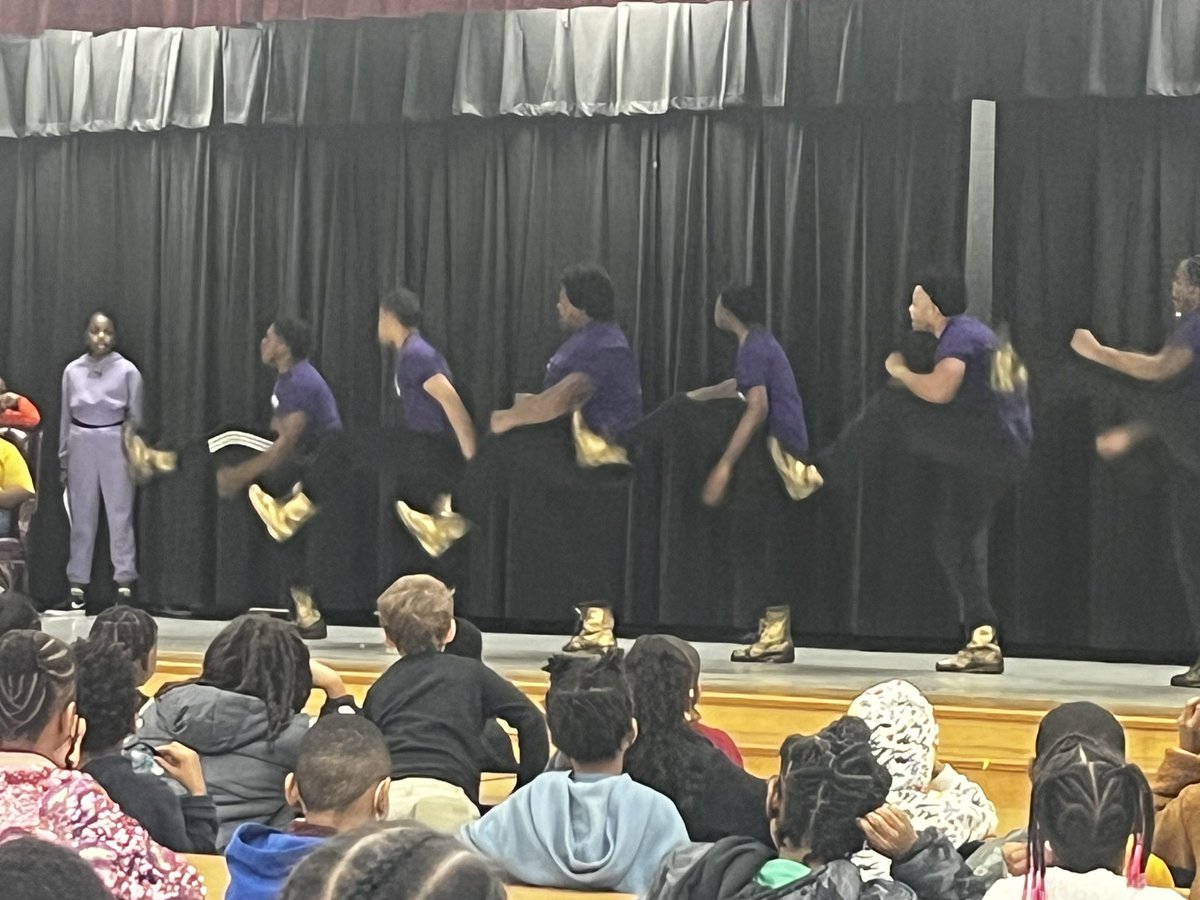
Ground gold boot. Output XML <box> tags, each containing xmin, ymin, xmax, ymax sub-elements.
<box><xmin>562</xmin><ymin>605</ymin><xmax>616</xmax><ymax>653</ymax></box>
<box><xmin>396</xmin><ymin>494</ymin><xmax>471</xmax><ymax>558</ymax></box>
<box><xmin>290</xmin><ymin>586</ymin><xmax>327</xmax><ymax>640</ymax></box>
<box><xmin>122</xmin><ymin>424</ymin><xmax>178</xmax><ymax>485</ymax></box>
<box><xmin>936</xmin><ymin>625</ymin><xmax>1004</xmax><ymax>674</ymax></box>
<box><xmin>249</xmin><ymin>483</ymin><xmax>318</xmax><ymax>543</ymax></box>
<box><xmin>731</xmin><ymin>605</ymin><xmax>795</xmax><ymax>663</ymax></box>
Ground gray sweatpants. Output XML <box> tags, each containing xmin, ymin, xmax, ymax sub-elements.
<box><xmin>66</xmin><ymin>425</ymin><xmax>137</xmax><ymax>585</ymax></box>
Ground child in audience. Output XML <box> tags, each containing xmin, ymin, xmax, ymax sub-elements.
<box><xmin>0</xmin><ymin>837</ymin><xmax>112</xmax><ymax>900</ymax></box>
<box><xmin>0</xmin><ymin>630</ymin><xmax>203</xmax><ymax>899</ymax></box>
<box><xmin>459</xmin><ymin>651</ymin><xmax>689</xmax><ymax>894</ymax></box>
<box><xmin>363</xmin><ymin>574</ymin><xmax>549</xmax><ymax>831</ymax></box>
<box><xmin>848</xmin><ymin>679</ymin><xmax>997</xmax><ymax>878</ymax></box>
<box><xmin>443</xmin><ymin>615</ymin><xmax>520</xmax><ymax>774</ymax></box>
<box><xmin>0</xmin><ymin>589</ymin><xmax>40</xmax><ymax>637</ymax></box>
<box><xmin>89</xmin><ymin>604</ymin><xmax>158</xmax><ymax>695</ymax></box>
<box><xmin>648</xmin><ymin>716</ymin><xmax>985</xmax><ymax>900</ymax></box>
<box><xmin>623</xmin><ymin>633</ymin><xmax>773</xmax><ymax>845</ymax></box>
<box><xmin>281</xmin><ymin>821</ymin><xmax>506</xmax><ymax>900</ymax></box>
<box><xmin>225</xmin><ymin>716</ymin><xmax>393</xmax><ymax>900</ymax></box>
<box><xmin>137</xmin><ymin>614</ymin><xmax>352</xmax><ymax>848</ymax></box>
<box><xmin>73</xmin><ymin>637</ymin><xmax>217</xmax><ymax>853</ymax></box>
<box><xmin>659</xmin><ymin>633</ymin><xmax>744</xmax><ymax>766</ymax></box>
<box><xmin>1150</xmin><ymin>696</ymin><xmax>1200</xmax><ymax>894</ymax></box>
<box><xmin>983</xmin><ymin>734</ymin><xmax>1178</xmax><ymax>900</ymax></box>
<box><xmin>0</xmin><ymin>377</ymin><xmax>40</xmax><ymax>428</ymax></box>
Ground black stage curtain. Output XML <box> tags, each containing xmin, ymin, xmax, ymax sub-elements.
<box><xmin>992</xmin><ymin>97</ymin><xmax>1200</xmax><ymax>661</ymax></box>
<box><xmin>0</xmin><ymin>104</ymin><xmax>970</xmax><ymax>644</ymax></box>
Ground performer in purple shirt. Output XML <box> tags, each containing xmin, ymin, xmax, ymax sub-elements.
<box><xmin>375</xmin><ymin>288</ymin><xmax>476</xmax><ymax>567</ymax></box>
<box><xmin>815</xmin><ymin>274</ymin><xmax>1030</xmax><ymax>674</ymax></box>
<box><xmin>686</xmin><ymin>286</ymin><xmax>821</xmax><ymax>663</ymax></box>
<box><xmin>1068</xmin><ymin>255</ymin><xmax>1200</xmax><ymax>686</ymax></box>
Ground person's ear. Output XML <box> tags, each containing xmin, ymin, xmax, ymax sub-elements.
<box><xmin>56</xmin><ymin>700</ymin><xmax>77</xmax><ymax>747</ymax></box>
<box><xmin>622</xmin><ymin>718</ymin><xmax>639</xmax><ymax>751</ymax></box>
<box><xmin>284</xmin><ymin>773</ymin><xmax>303</xmax><ymax>811</ymax></box>
<box><xmin>766</xmin><ymin>775</ymin><xmax>782</xmax><ymax>819</ymax></box>
<box><xmin>443</xmin><ymin>617</ymin><xmax>457</xmax><ymax>648</ymax></box>
<box><xmin>374</xmin><ymin>778</ymin><xmax>391</xmax><ymax>820</ymax></box>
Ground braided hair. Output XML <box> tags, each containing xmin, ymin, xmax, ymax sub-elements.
<box><xmin>0</xmin><ymin>631</ymin><xmax>76</xmax><ymax>746</ymax></box>
<box><xmin>159</xmin><ymin>614</ymin><xmax>311</xmax><ymax>741</ymax></box>
<box><xmin>1024</xmin><ymin>734</ymin><xmax>1154</xmax><ymax>899</ymax></box>
<box><xmin>0</xmin><ymin>591</ymin><xmax>40</xmax><ymax>638</ymax></box>
<box><xmin>543</xmin><ymin>650</ymin><xmax>633</xmax><ymax>764</ymax></box>
<box><xmin>280</xmin><ymin>821</ymin><xmax>505</xmax><ymax>900</ymax></box>
<box><xmin>89</xmin><ymin>604</ymin><xmax>157</xmax><ymax>680</ymax></box>
<box><xmin>775</xmin><ymin>716</ymin><xmax>892</xmax><ymax>863</ymax></box>
<box><xmin>73</xmin><ymin>638</ymin><xmax>140</xmax><ymax>754</ymax></box>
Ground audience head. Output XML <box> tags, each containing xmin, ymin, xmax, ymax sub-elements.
<box><xmin>189</xmin><ymin>614</ymin><xmax>311</xmax><ymax>741</ymax></box>
<box><xmin>848</xmin><ymin>679</ymin><xmax>937</xmax><ymax>794</ymax></box>
<box><xmin>1026</xmin><ymin>734</ymin><xmax>1153</xmax><ymax>887</ymax></box>
<box><xmin>1173</xmin><ymin>255</ymin><xmax>1200</xmax><ymax>315</ymax></box>
<box><xmin>281</xmin><ymin>821</ymin><xmax>506</xmax><ymax>900</ymax></box>
<box><xmin>0</xmin><ymin>837</ymin><xmax>112</xmax><ymax>900</ymax></box>
<box><xmin>909</xmin><ymin>271</ymin><xmax>967</xmax><ymax>330</ymax></box>
<box><xmin>1035</xmin><ymin>701</ymin><xmax>1125</xmax><ymax>762</ymax></box>
<box><xmin>85</xmin><ymin>312</ymin><xmax>117</xmax><ymax>358</ymax></box>
<box><xmin>771</xmin><ymin>716</ymin><xmax>891</xmax><ymax>864</ymax></box>
<box><xmin>88</xmin><ymin>605</ymin><xmax>158</xmax><ymax>686</ymax></box>
<box><xmin>0</xmin><ymin>631</ymin><xmax>78</xmax><ymax>766</ymax></box>
<box><xmin>0</xmin><ymin>591</ymin><xmax>40</xmax><ymax>638</ymax></box>
<box><xmin>543</xmin><ymin>650</ymin><xmax>635</xmax><ymax>767</ymax></box>
<box><xmin>378</xmin><ymin>287</ymin><xmax>423</xmax><ymax>346</ymax></box>
<box><xmin>73</xmin><ymin>638</ymin><xmax>139</xmax><ymax>757</ymax></box>
<box><xmin>285</xmin><ymin>716</ymin><xmax>392</xmax><ymax>829</ymax></box>
<box><xmin>376</xmin><ymin>575</ymin><xmax>455</xmax><ymax>657</ymax></box>
<box><xmin>559</xmin><ymin>264</ymin><xmax>615</xmax><ymax>327</ymax></box>
<box><xmin>716</xmin><ymin>285</ymin><xmax>767</xmax><ymax>330</ymax></box>
<box><xmin>263</xmin><ymin>317</ymin><xmax>312</xmax><ymax>367</ymax></box>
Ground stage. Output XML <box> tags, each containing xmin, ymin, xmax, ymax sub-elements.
<box><xmin>43</xmin><ymin>616</ymin><xmax>1192</xmax><ymax>834</ymax></box>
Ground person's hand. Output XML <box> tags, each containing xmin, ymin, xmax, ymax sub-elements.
<box><xmin>154</xmin><ymin>742</ymin><xmax>207</xmax><ymax>796</ymax></box>
<box><xmin>702</xmin><ymin>460</ymin><xmax>733</xmax><ymax>507</ymax></box>
<box><xmin>215</xmin><ymin>466</ymin><xmax>242</xmax><ymax>497</ymax></box>
<box><xmin>1179</xmin><ymin>697</ymin><xmax>1200</xmax><ymax>754</ymax></box>
<box><xmin>884</xmin><ymin>352</ymin><xmax>909</xmax><ymax>380</ymax></box>
<box><xmin>1095</xmin><ymin>425</ymin><xmax>1139</xmax><ymax>461</ymax></box>
<box><xmin>1070</xmin><ymin>328</ymin><xmax>1103</xmax><ymax>362</ymax></box>
<box><xmin>859</xmin><ymin>804</ymin><xmax>919</xmax><ymax>860</ymax></box>
<box><xmin>310</xmin><ymin>659</ymin><xmax>349</xmax><ymax>698</ymax></box>
<box><xmin>1003</xmin><ymin>840</ymin><xmax>1055</xmax><ymax>875</ymax></box>
<box><xmin>489</xmin><ymin>410</ymin><xmax>514</xmax><ymax>435</ymax></box>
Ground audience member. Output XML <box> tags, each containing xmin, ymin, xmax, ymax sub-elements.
<box><xmin>0</xmin><ymin>431</ymin><xmax>34</xmax><ymax>537</ymax></box>
<box><xmin>660</xmin><ymin>633</ymin><xmax>744</xmax><ymax>766</ymax></box>
<box><xmin>225</xmin><ymin>716</ymin><xmax>393</xmax><ymax>900</ymax></box>
<box><xmin>647</xmin><ymin>716</ymin><xmax>983</xmax><ymax>900</ymax></box>
<box><xmin>848</xmin><ymin>679</ymin><xmax>997</xmax><ymax>878</ymax></box>
<box><xmin>623</xmin><ymin>633</ymin><xmax>773</xmax><ymax>845</ymax></box>
<box><xmin>74</xmin><ymin>637</ymin><xmax>217</xmax><ymax>853</ymax></box>
<box><xmin>0</xmin><ymin>589</ymin><xmax>40</xmax><ymax>636</ymax></box>
<box><xmin>137</xmin><ymin>614</ymin><xmax>351</xmax><ymax>848</ymax></box>
<box><xmin>0</xmin><ymin>836</ymin><xmax>112</xmax><ymax>900</ymax></box>
<box><xmin>0</xmin><ymin>630</ymin><xmax>203</xmax><ymax>899</ymax></box>
<box><xmin>0</xmin><ymin>377</ymin><xmax>40</xmax><ymax>428</ymax></box>
<box><xmin>460</xmin><ymin>651</ymin><xmax>688</xmax><ymax>894</ymax></box>
<box><xmin>444</xmin><ymin>615</ymin><xmax>521</xmax><ymax>774</ymax></box>
<box><xmin>363</xmin><ymin>575</ymin><xmax>548</xmax><ymax>831</ymax></box>
<box><xmin>1149</xmin><ymin>696</ymin><xmax>1200</xmax><ymax>893</ymax></box>
<box><xmin>982</xmin><ymin>734</ymin><xmax>1177</xmax><ymax>899</ymax></box>
<box><xmin>89</xmin><ymin>604</ymin><xmax>159</xmax><ymax>693</ymax></box>
<box><xmin>281</xmin><ymin>821</ymin><xmax>506</xmax><ymax>900</ymax></box>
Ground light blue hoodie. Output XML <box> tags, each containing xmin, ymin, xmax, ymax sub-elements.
<box><xmin>459</xmin><ymin>771</ymin><xmax>689</xmax><ymax>896</ymax></box>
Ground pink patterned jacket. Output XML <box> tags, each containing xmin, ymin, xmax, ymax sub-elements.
<box><xmin>0</xmin><ymin>752</ymin><xmax>204</xmax><ymax>899</ymax></box>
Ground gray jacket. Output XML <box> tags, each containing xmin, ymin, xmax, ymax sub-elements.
<box><xmin>137</xmin><ymin>683</ymin><xmax>310</xmax><ymax>849</ymax></box>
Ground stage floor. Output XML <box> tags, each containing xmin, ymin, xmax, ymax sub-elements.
<box><xmin>41</xmin><ymin>615</ymin><xmax>1196</xmax><ymax>717</ymax></box>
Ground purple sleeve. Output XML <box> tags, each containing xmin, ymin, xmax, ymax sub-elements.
<box><xmin>1169</xmin><ymin>315</ymin><xmax>1200</xmax><ymax>356</ymax></box>
<box><xmin>411</xmin><ymin>344</ymin><xmax>449</xmax><ymax>387</ymax></box>
<box><xmin>273</xmin><ymin>376</ymin><xmax>306</xmax><ymax>418</ymax></box>
<box><xmin>935</xmin><ymin>328</ymin><xmax>983</xmax><ymax>364</ymax></box>
<box><xmin>735</xmin><ymin>334</ymin><xmax>769</xmax><ymax>390</ymax></box>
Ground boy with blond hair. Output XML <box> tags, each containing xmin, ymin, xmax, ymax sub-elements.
<box><xmin>364</xmin><ymin>574</ymin><xmax>548</xmax><ymax>831</ymax></box>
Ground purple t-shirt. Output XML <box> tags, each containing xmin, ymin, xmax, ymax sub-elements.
<box><xmin>394</xmin><ymin>333</ymin><xmax>453</xmax><ymax>433</ymax></box>
<box><xmin>544</xmin><ymin>320</ymin><xmax>642</xmax><ymax>439</ymax></box>
<box><xmin>1169</xmin><ymin>310</ymin><xmax>1200</xmax><ymax>395</ymax></box>
<box><xmin>935</xmin><ymin>315</ymin><xmax>1031</xmax><ymax>448</ymax></box>
<box><xmin>735</xmin><ymin>328</ymin><xmax>809</xmax><ymax>456</ymax></box>
<box><xmin>271</xmin><ymin>359</ymin><xmax>343</xmax><ymax>438</ymax></box>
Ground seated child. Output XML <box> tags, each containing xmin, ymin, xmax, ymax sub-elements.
<box><xmin>225</xmin><ymin>716</ymin><xmax>392</xmax><ymax>900</ymax></box>
<box><xmin>459</xmin><ymin>651</ymin><xmax>689</xmax><ymax>895</ymax></box>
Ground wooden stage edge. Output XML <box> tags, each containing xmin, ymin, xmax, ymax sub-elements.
<box><xmin>149</xmin><ymin>651</ymin><xmax>1183</xmax><ymax>835</ymax></box>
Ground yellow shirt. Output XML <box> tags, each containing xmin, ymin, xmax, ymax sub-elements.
<box><xmin>0</xmin><ymin>438</ymin><xmax>34</xmax><ymax>494</ymax></box>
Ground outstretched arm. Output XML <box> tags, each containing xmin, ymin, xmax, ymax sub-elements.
<box><xmin>687</xmin><ymin>378</ymin><xmax>739</xmax><ymax>401</ymax></box>
<box><xmin>490</xmin><ymin>372</ymin><xmax>593</xmax><ymax>434</ymax></box>
<box><xmin>424</xmin><ymin>374</ymin><xmax>477</xmax><ymax>460</ymax></box>
<box><xmin>702</xmin><ymin>385</ymin><xmax>768</xmax><ymax>506</ymax></box>
<box><xmin>1071</xmin><ymin>328</ymin><xmax>1194</xmax><ymax>382</ymax></box>
<box><xmin>215</xmin><ymin>410</ymin><xmax>306</xmax><ymax>496</ymax></box>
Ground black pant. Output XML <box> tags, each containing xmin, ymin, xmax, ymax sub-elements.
<box><xmin>822</xmin><ymin>387</ymin><xmax>1027</xmax><ymax>634</ymax></box>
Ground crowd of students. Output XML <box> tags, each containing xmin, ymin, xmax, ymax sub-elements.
<box><xmin>1</xmin><ymin>584</ymin><xmax>1199</xmax><ymax>900</ymax></box>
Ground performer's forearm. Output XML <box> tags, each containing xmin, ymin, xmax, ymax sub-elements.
<box><xmin>1093</xmin><ymin>345</ymin><xmax>1177</xmax><ymax>382</ymax></box>
<box><xmin>0</xmin><ymin>488</ymin><xmax>34</xmax><ymax>509</ymax></box>
<box><xmin>688</xmin><ymin>379</ymin><xmax>739</xmax><ymax>401</ymax></box>
<box><xmin>894</xmin><ymin>369</ymin><xmax>955</xmax><ymax>404</ymax></box>
<box><xmin>447</xmin><ymin>407</ymin><xmax>477</xmax><ymax>460</ymax></box>
<box><xmin>719</xmin><ymin>403</ymin><xmax>768</xmax><ymax>468</ymax></box>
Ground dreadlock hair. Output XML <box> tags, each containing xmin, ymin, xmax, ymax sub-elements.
<box><xmin>0</xmin><ymin>630</ymin><xmax>76</xmax><ymax>747</ymax></box>
<box><xmin>543</xmin><ymin>650</ymin><xmax>633</xmax><ymax>765</ymax></box>
<box><xmin>280</xmin><ymin>821</ymin><xmax>506</xmax><ymax>900</ymax></box>
<box><xmin>89</xmin><ymin>604</ymin><xmax>157</xmax><ymax>682</ymax></box>
<box><xmin>775</xmin><ymin>716</ymin><xmax>891</xmax><ymax>863</ymax></box>
<box><xmin>0</xmin><ymin>837</ymin><xmax>112</xmax><ymax>900</ymax></box>
<box><xmin>622</xmin><ymin>635</ymin><xmax>712</xmax><ymax>808</ymax></box>
<box><xmin>160</xmin><ymin>614</ymin><xmax>311</xmax><ymax>742</ymax></box>
<box><xmin>1024</xmin><ymin>734</ymin><xmax>1154</xmax><ymax>899</ymax></box>
<box><xmin>73</xmin><ymin>638</ymin><xmax>140</xmax><ymax>755</ymax></box>
<box><xmin>0</xmin><ymin>591</ymin><xmax>40</xmax><ymax>638</ymax></box>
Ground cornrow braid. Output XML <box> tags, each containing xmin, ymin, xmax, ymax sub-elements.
<box><xmin>89</xmin><ymin>605</ymin><xmax>158</xmax><ymax>671</ymax></box>
<box><xmin>0</xmin><ymin>631</ymin><xmax>76</xmax><ymax>746</ymax></box>
<box><xmin>1025</xmin><ymin>734</ymin><xmax>1154</xmax><ymax>900</ymax></box>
